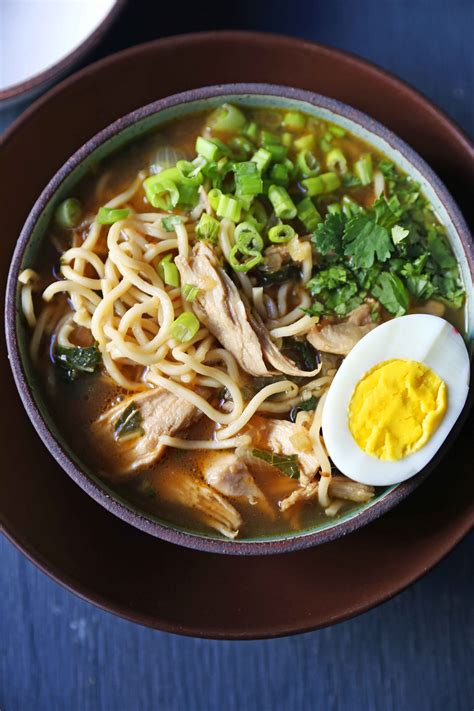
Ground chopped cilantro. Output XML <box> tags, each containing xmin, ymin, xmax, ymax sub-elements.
<box><xmin>372</xmin><ymin>272</ymin><xmax>409</xmax><ymax>316</ymax></box>
<box><xmin>311</xmin><ymin>212</ymin><xmax>345</xmax><ymax>257</ymax></box>
<box><xmin>391</xmin><ymin>225</ymin><xmax>409</xmax><ymax>245</ymax></box>
<box><xmin>307</xmin><ymin>165</ymin><xmax>464</xmax><ymax>318</ymax></box>
<box><xmin>343</xmin><ymin>214</ymin><xmax>393</xmax><ymax>268</ymax></box>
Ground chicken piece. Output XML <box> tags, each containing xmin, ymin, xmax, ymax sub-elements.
<box><xmin>91</xmin><ymin>386</ymin><xmax>203</xmax><ymax>476</ymax></box>
<box><xmin>307</xmin><ymin>303</ymin><xmax>377</xmax><ymax>356</ymax></box>
<box><xmin>263</xmin><ymin>243</ymin><xmax>290</xmax><ymax>271</ymax></box>
<box><xmin>329</xmin><ymin>476</ymin><xmax>375</xmax><ymax>503</ymax></box>
<box><xmin>176</xmin><ymin>242</ymin><xmax>319</xmax><ymax>378</ymax></box>
<box><xmin>176</xmin><ymin>242</ymin><xmax>269</xmax><ymax>376</ymax></box>
<box><xmin>245</xmin><ymin>415</ymin><xmax>320</xmax><ymax>479</ymax></box>
<box><xmin>158</xmin><ymin>469</ymin><xmax>242</xmax><ymax>539</ymax></box>
<box><xmin>247</xmin><ymin>307</ymin><xmax>321</xmax><ymax>378</ymax></box>
<box><xmin>279</xmin><ymin>475</ymin><xmax>375</xmax><ymax>512</ymax></box>
<box><xmin>203</xmin><ymin>452</ymin><xmax>266</xmax><ymax>504</ymax></box>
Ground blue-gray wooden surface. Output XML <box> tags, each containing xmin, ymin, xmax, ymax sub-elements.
<box><xmin>1</xmin><ymin>1</ymin><xmax>473</xmax><ymax>709</ymax></box>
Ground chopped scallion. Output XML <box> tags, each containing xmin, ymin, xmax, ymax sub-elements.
<box><xmin>296</xmin><ymin>150</ymin><xmax>320</xmax><ymax>177</ymax></box>
<box><xmin>294</xmin><ymin>134</ymin><xmax>315</xmax><ymax>151</ymax></box>
<box><xmin>243</xmin><ymin>121</ymin><xmax>258</xmax><ymax>141</ymax></box>
<box><xmin>183</xmin><ymin>284</ymin><xmax>201</xmax><ymax>302</ymax></box>
<box><xmin>268</xmin><ymin>185</ymin><xmax>297</xmax><ymax>220</ymax></box>
<box><xmin>216</xmin><ymin>194</ymin><xmax>241</xmax><ymax>222</ymax></box>
<box><xmin>328</xmin><ymin>124</ymin><xmax>346</xmax><ymax>137</ymax></box>
<box><xmin>54</xmin><ymin>198</ymin><xmax>82</xmax><ymax>229</ymax></box>
<box><xmin>354</xmin><ymin>153</ymin><xmax>373</xmax><ymax>185</ymax></box>
<box><xmin>195</xmin><ymin>136</ymin><xmax>221</xmax><ymax>161</ymax></box>
<box><xmin>301</xmin><ymin>172</ymin><xmax>341</xmax><ymax>196</ymax></box>
<box><xmin>208</xmin><ymin>188</ymin><xmax>222</xmax><ymax>211</ymax></box>
<box><xmin>143</xmin><ymin>172</ymin><xmax>180</xmax><ymax>210</ymax></box>
<box><xmin>251</xmin><ymin>147</ymin><xmax>272</xmax><ymax>173</ymax></box>
<box><xmin>282</xmin><ymin>111</ymin><xmax>306</xmax><ymax>131</ymax></box>
<box><xmin>162</xmin><ymin>261</ymin><xmax>180</xmax><ymax>287</ymax></box>
<box><xmin>97</xmin><ymin>206</ymin><xmax>130</xmax><ymax>225</ymax></box>
<box><xmin>234</xmin><ymin>161</ymin><xmax>263</xmax><ymax>196</ymax></box>
<box><xmin>207</xmin><ymin>103</ymin><xmax>247</xmax><ymax>132</ymax></box>
<box><xmin>268</xmin><ymin>224</ymin><xmax>296</xmax><ymax>243</ymax></box>
<box><xmin>326</xmin><ymin>148</ymin><xmax>348</xmax><ymax>174</ymax></box>
<box><xmin>195</xmin><ymin>213</ymin><xmax>220</xmax><ymax>243</ymax></box>
<box><xmin>171</xmin><ymin>312</ymin><xmax>200</xmax><ymax>342</ymax></box>
<box><xmin>297</xmin><ymin>197</ymin><xmax>322</xmax><ymax>231</ymax></box>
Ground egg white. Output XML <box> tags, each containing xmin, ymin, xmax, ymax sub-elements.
<box><xmin>322</xmin><ymin>315</ymin><xmax>470</xmax><ymax>486</ymax></box>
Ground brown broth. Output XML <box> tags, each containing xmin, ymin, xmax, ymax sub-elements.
<box><xmin>31</xmin><ymin>106</ymin><xmax>466</xmax><ymax>540</ymax></box>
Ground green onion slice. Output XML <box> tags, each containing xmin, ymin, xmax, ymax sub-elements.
<box><xmin>354</xmin><ymin>153</ymin><xmax>373</xmax><ymax>185</ymax></box>
<box><xmin>297</xmin><ymin>197</ymin><xmax>322</xmax><ymax>231</ymax></box>
<box><xmin>183</xmin><ymin>284</ymin><xmax>201</xmax><ymax>302</ymax></box>
<box><xmin>296</xmin><ymin>150</ymin><xmax>320</xmax><ymax>177</ymax></box>
<box><xmin>97</xmin><ymin>206</ymin><xmax>130</xmax><ymax>225</ymax></box>
<box><xmin>54</xmin><ymin>198</ymin><xmax>82</xmax><ymax>229</ymax></box>
<box><xmin>268</xmin><ymin>224</ymin><xmax>295</xmax><ymax>243</ymax></box>
<box><xmin>268</xmin><ymin>185</ymin><xmax>297</xmax><ymax>220</ymax></box>
<box><xmin>326</xmin><ymin>148</ymin><xmax>348</xmax><ymax>175</ymax></box>
<box><xmin>228</xmin><ymin>244</ymin><xmax>263</xmax><ymax>272</ymax></box>
<box><xmin>171</xmin><ymin>312</ymin><xmax>200</xmax><ymax>343</ymax></box>
<box><xmin>195</xmin><ymin>213</ymin><xmax>220</xmax><ymax>243</ymax></box>
<box><xmin>207</xmin><ymin>103</ymin><xmax>247</xmax><ymax>132</ymax></box>
<box><xmin>216</xmin><ymin>194</ymin><xmax>241</xmax><ymax>222</ymax></box>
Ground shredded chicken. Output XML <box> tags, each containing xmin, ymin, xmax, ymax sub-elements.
<box><xmin>247</xmin><ymin>307</ymin><xmax>321</xmax><ymax>378</ymax></box>
<box><xmin>91</xmin><ymin>386</ymin><xmax>203</xmax><ymax>476</ymax></box>
<box><xmin>245</xmin><ymin>415</ymin><xmax>320</xmax><ymax>481</ymax></box>
<box><xmin>279</xmin><ymin>476</ymin><xmax>375</xmax><ymax>512</ymax></box>
<box><xmin>307</xmin><ymin>303</ymin><xmax>378</xmax><ymax>356</ymax></box>
<box><xmin>203</xmin><ymin>452</ymin><xmax>266</xmax><ymax>504</ymax></box>
<box><xmin>176</xmin><ymin>242</ymin><xmax>319</xmax><ymax>377</ymax></box>
<box><xmin>176</xmin><ymin>242</ymin><xmax>270</xmax><ymax>375</ymax></box>
<box><xmin>158</xmin><ymin>469</ymin><xmax>243</xmax><ymax>539</ymax></box>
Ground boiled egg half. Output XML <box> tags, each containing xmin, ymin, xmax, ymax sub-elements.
<box><xmin>322</xmin><ymin>314</ymin><xmax>470</xmax><ymax>486</ymax></box>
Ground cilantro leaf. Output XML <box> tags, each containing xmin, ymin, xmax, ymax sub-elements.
<box><xmin>54</xmin><ymin>345</ymin><xmax>101</xmax><ymax>381</ymax></box>
<box><xmin>391</xmin><ymin>224</ymin><xmax>409</xmax><ymax>245</ymax></box>
<box><xmin>432</xmin><ymin>274</ymin><xmax>465</xmax><ymax>309</ymax></box>
<box><xmin>426</xmin><ymin>230</ymin><xmax>457</xmax><ymax>269</ymax></box>
<box><xmin>343</xmin><ymin>215</ymin><xmax>393</xmax><ymax>268</ymax></box>
<box><xmin>311</xmin><ymin>212</ymin><xmax>346</xmax><ymax>257</ymax></box>
<box><xmin>373</xmin><ymin>195</ymin><xmax>402</xmax><ymax>229</ymax></box>
<box><xmin>114</xmin><ymin>403</ymin><xmax>144</xmax><ymax>441</ymax></box>
<box><xmin>372</xmin><ymin>272</ymin><xmax>409</xmax><ymax>316</ymax></box>
<box><xmin>307</xmin><ymin>265</ymin><xmax>349</xmax><ymax>294</ymax></box>
<box><xmin>251</xmin><ymin>449</ymin><xmax>300</xmax><ymax>479</ymax></box>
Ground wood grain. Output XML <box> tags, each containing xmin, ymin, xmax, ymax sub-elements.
<box><xmin>1</xmin><ymin>534</ymin><xmax>472</xmax><ymax>711</ymax></box>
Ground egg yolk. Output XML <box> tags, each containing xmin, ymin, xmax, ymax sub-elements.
<box><xmin>348</xmin><ymin>359</ymin><xmax>447</xmax><ymax>461</ymax></box>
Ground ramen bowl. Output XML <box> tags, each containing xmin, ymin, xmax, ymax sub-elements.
<box><xmin>5</xmin><ymin>83</ymin><xmax>473</xmax><ymax>555</ymax></box>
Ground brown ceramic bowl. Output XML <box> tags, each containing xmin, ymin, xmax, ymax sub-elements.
<box><xmin>1</xmin><ymin>32</ymin><xmax>473</xmax><ymax>636</ymax></box>
<box><xmin>5</xmin><ymin>81</ymin><xmax>473</xmax><ymax>555</ymax></box>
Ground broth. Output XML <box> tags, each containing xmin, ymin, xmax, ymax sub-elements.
<box><xmin>21</xmin><ymin>104</ymin><xmax>466</xmax><ymax>540</ymax></box>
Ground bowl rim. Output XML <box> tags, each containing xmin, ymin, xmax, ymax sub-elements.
<box><xmin>5</xmin><ymin>81</ymin><xmax>473</xmax><ymax>556</ymax></box>
<box><xmin>0</xmin><ymin>0</ymin><xmax>127</xmax><ymax>106</ymax></box>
